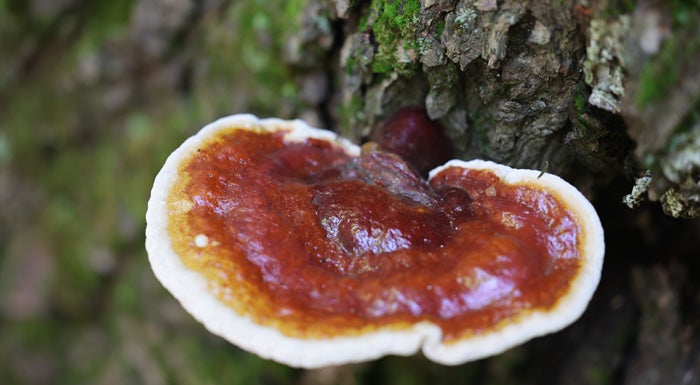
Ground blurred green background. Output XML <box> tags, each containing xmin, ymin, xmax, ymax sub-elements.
<box><xmin>0</xmin><ymin>1</ymin><xmax>308</xmax><ymax>384</ymax></box>
<box><xmin>0</xmin><ymin>1</ymin><xmax>486</xmax><ymax>384</ymax></box>
<box><xmin>0</xmin><ymin>3</ymin><xmax>509</xmax><ymax>383</ymax></box>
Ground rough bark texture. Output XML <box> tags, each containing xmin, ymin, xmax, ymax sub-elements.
<box><xmin>0</xmin><ymin>1</ymin><xmax>699</xmax><ymax>384</ymax></box>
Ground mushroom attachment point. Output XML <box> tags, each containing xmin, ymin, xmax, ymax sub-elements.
<box><xmin>146</xmin><ymin>114</ymin><xmax>605</xmax><ymax>368</ymax></box>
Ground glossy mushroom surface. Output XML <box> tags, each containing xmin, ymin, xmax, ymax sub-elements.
<box><xmin>146</xmin><ymin>114</ymin><xmax>605</xmax><ymax>368</ymax></box>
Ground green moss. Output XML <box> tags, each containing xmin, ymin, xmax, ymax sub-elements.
<box><xmin>436</xmin><ymin>19</ymin><xmax>446</xmax><ymax>35</ymax></box>
<box><xmin>365</xmin><ymin>0</ymin><xmax>422</xmax><ymax>74</ymax></box>
<box><xmin>574</xmin><ymin>89</ymin><xmax>587</xmax><ymax>118</ymax></box>
<box><xmin>369</xmin><ymin>0</ymin><xmax>421</xmax><ymax>32</ymax></box>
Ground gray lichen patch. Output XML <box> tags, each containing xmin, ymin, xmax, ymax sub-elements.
<box><xmin>660</xmin><ymin>184</ymin><xmax>700</xmax><ymax>219</ymax></box>
<box><xmin>313</xmin><ymin>0</ymin><xmax>680</xmax><ymax>202</ymax></box>
<box><xmin>619</xmin><ymin>2</ymin><xmax>700</xmax><ymax>218</ymax></box>
<box><xmin>440</xmin><ymin>0</ymin><xmax>528</xmax><ymax>71</ymax></box>
<box><xmin>527</xmin><ymin>20</ymin><xmax>551</xmax><ymax>46</ymax></box>
<box><xmin>660</xmin><ymin>125</ymin><xmax>700</xmax><ymax>185</ymax></box>
<box><xmin>623</xmin><ymin>171</ymin><xmax>652</xmax><ymax>209</ymax></box>
<box><xmin>656</xmin><ymin>123</ymin><xmax>700</xmax><ymax>218</ymax></box>
<box><xmin>441</xmin><ymin>2</ymin><xmax>482</xmax><ymax>70</ymax></box>
<box><xmin>583</xmin><ymin>16</ymin><xmax>630</xmax><ymax>114</ymax></box>
<box><xmin>627</xmin><ymin>112</ymin><xmax>700</xmax><ymax>218</ymax></box>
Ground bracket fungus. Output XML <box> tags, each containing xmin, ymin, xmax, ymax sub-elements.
<box><xmin>146</xmin><ymin>114</ymin><xmax>605</xmax><ymax>368</ymax></box>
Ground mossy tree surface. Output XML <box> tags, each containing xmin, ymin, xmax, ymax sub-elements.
<box><xmin>1</xmin><ymin>1</ymin><xmax>699</xmax><ymax>385</ymax></box>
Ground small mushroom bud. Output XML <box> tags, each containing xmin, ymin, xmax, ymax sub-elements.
<box><xmin>370</xmin><ymin>106</ymin><xmax>453</xmax><ymax>177</ymax></box>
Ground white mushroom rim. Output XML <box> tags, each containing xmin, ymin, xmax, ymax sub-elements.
<box><xmin>145</xmin><ymin>114</ymin><xmax>605</xmax><ymax>369</ymax></box>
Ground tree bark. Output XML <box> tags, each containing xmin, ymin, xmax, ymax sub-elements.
<box><xmin>281</xmin><ymin>2</ymin><xmax>700</xmax><ymax>383</ymax></box>
<box><xmin>284</xmin><ymin>0</ymin><xmax>700</xmax><ymax>218</ymax></box>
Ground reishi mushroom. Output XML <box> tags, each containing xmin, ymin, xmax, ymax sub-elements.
<box><xmin>145</xmin><ymin>114</ymin><xmax>605</xmax><ymax>368</ymax></box>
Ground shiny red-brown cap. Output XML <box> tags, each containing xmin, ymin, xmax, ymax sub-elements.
<box><xmin>146</xmin><ymin>114</ymin><xmax>605</xmax><ymax>368</ymax></box>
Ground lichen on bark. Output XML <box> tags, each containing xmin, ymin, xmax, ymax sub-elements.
<box><xmin>304</xmin><ymin>0</ymin><xmax>632</xmax><ymax>191</ymax></box>
<box><xmin>583</xmin><ymin>15</ymin><xmax>630</xmax><ymax>114</ymax></box>
<box><xmin>620</xmin><ymin>3</ymin><xmax>700</xmax><ymax>218</ymax></box>
<box><xmin>282</xmin><ymin>0</ymin><xmax>700</xmax><ymax>217</ymax></box>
